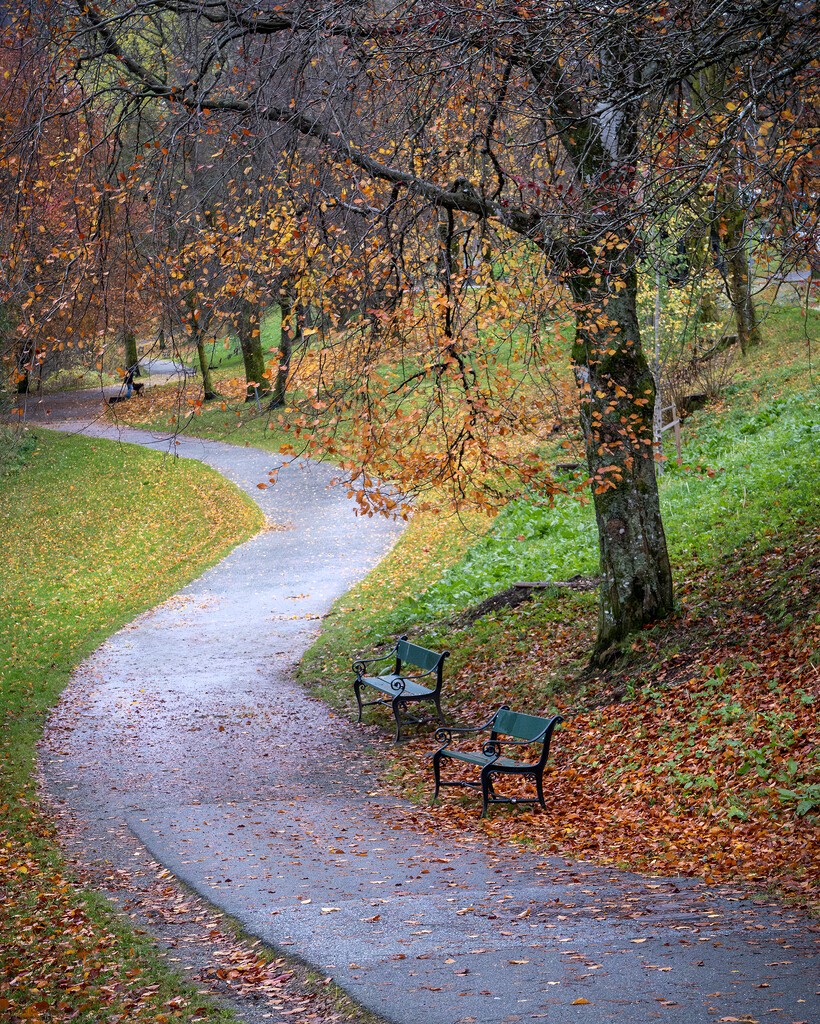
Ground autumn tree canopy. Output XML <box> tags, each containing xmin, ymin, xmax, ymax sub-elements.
<box><xmin>3</xmin><ymin>1</ymin><xmax>819</xmax><ymax>656</ymax></box>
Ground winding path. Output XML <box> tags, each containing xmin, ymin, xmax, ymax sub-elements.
<box><xmin>39</xmin><ymin>419</ymin><xmax>820</xmax><ymax>1024</ymax></box>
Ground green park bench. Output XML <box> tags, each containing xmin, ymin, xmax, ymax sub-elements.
<box><xmin>352</xmin><ymin>636</ymin><xmax>449</xmax><ymax>742</ymax></box>
<box><xmin>431</xmin><ymin>705</ymin><xmax>564</xmax><ymax>817</ymax></box>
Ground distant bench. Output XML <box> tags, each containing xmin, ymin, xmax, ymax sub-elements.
<box><xmin>431</xmin><ymin>705</ymin><xmax>563</xmax><ymax>817</ymax></box>
<box><xmin>352</xmin><ymin>636</ymin><xmax>449</xmax><ymax>742</ymax></box>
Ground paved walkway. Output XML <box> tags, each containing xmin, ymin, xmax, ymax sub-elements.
<box><xmin>40</xmin><ymin>420</ymin><xmax>820</xmax><ymax>1024</ymax></box>
<box><xmin>12</xmin><ymin>357</ymin><xmax>198</xmax><ymax>423</ymax></box>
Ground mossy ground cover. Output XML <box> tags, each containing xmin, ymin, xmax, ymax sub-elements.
<box><xmin>297</xmin><ymin>306</ymin><xmax>820</xmax><ymax>906</ymax></box>
<box><xmin>0</xmin><ymin>429</ymin><xmax>262</xmax><ymax>1024</ymax></box>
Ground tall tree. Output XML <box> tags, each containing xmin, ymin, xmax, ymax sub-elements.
<box><xmin>9</xmin><ymin>1</ymin><xmax>820</xmax><ymax>657</ymax></box>
<box><xmin>689</xmin><ymin>65</ymin><xmax>762</xmax><ymax>352</ymax></box>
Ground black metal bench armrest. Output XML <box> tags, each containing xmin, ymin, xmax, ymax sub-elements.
<box><xmin>433</xmin><ymin>705</ymin><xmax>510</xmax><ymax>746</ymax></box>
<box><xmin>352</xmin><ymin>651</ymin><xmax>395</xmax><ymax>676</ymax></box>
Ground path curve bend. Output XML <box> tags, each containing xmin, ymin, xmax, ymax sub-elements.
<box><xmin>41</xmin><ymin>422</ymin><xmax>820</xmax><ymax>1024</ymax></box>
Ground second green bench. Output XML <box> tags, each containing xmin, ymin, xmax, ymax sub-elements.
<box><xmin>431</xmin><ymin>704</ymin><xmax>563</xmax><ymax>817</ymax></box>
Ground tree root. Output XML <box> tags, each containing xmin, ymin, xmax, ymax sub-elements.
<box><xmin>450</xmin><ymin>575</ymin><xmax>599</xmax><ymax>629</ymax></box>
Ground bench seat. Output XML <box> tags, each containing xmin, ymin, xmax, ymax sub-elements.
<box><xmin>357</xmin><ymin>675</ymin><xmax>437</xmax><ymax>699</ymax></box>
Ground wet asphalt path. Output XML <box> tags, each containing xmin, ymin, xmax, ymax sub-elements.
<box><xmin>39</xmin><ymin>421</ymin><xmax>820</xmax><ymax>1024</ymax></box>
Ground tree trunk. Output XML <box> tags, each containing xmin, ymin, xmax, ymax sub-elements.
<box><xmin>723</xmin><ymin>212</ymin><xmax>761</xmax><ymax>353</ymax></box>
<box><xmin>570</xmin><ymin>265</ymin><xmax>674</xmax><ymax>663</ymax></box>
<box><xmin>185</xmin><ymin>295</ymin><xmax>218</xmax><ymax>399</ymax></box>
<box><xmin>15</xmin><ymin>336</ymin><xmax>32</xmax><ymax>394</ymax></box>
<box><xmin>123</xmin><ymin>328</ymin><xmax>140</xmax><ymax>375</ymax></box>
<box><xmin>236</xmin><ymin>300</ymin><xmax>269</xmax><ymax>402</ymax></box>
<box><xmin>690</xmin><ymin>66</ymin><xmax>761</xmax><ymax>354</ymax></box>
<box><xmin>194</xmin><ymin>330</ymin><xmax>218</xmax><ymax>400</ymax></box>
<box><xmin>699</xmin><ymin>287</ymin><xmax>720</xmax><ymax>328</ymax></box>
<box><xmin>268</xmin><ymin>293</ymin><xmax>297</xmax><ymax>409</ymax></box>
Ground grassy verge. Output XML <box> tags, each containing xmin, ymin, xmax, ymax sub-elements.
<box><xmin>0</xmin><ymin>429</ymin><xmax>262</xmax><ymax>1024</ymax></box>
<box><xmin>297</xmin><ymin>306</ymin><xmax>820</xmax><ymax>904</ymax></box>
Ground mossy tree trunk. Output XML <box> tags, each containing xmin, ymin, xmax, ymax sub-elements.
<box><xmin>723</xmin><ymin>211</ymin><xmax>761</xmax><ymax>354</ymax></box>
<box><xmin>570</xmin><ymin>263</ymin><xmax>674</xmax><ymax>663</ymax></box>
<box><xmin>268</xmin><ymin>288</ymin><xmax>299</xmax><ymax>409</ymax></box>
<box><xmin>194</xmin><ymin>333</ymin><xmax>219</xmax><ymax>400</ymax></box>
<box><xmin>185</xmin><ymin>295</ymin><xmax>218</xmax><ymax>400</ymax></box>
<box><xmin>690</xmin><ymin>64</ymin><xmax>761</xmax><ymax>354</ymax></box>
<box><xmin>236</xmin><ymin>299</ymin><xmax>270</xmax><ymax>402</ymax></box>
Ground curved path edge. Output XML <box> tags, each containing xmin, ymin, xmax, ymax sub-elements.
<box><xmin>40</xmin><ymin>420</ymin><xmax>820</xmax><ymax>1024</ymax></box>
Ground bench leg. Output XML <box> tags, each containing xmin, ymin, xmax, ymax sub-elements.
<box><xmin>431</xmin><ymin>750</ymin><xmax>442</xmax><ymax>802</ymax></box>
<box><xmin>535</xmin><ymin>772</ymin><xmax>547</xmax><ymax>811</ymax></box>
<box><xmin>434</xmin><ymin>693</ymin><xmax>446</xmax><ymax>726</ymax></box>
<box><xmin>390</xmin><ymin>696</ymin><xmax>404</xmax><ymax>742</ymax></box>
<box><xmin>480</xmin><ymin>765</ymin><xmax>495</xmax><ymax>818</ymax></box>
<box><xmin>353</xmin><ymin>678</ymin><xmax>364</xmax><ymax>724</ymax></box>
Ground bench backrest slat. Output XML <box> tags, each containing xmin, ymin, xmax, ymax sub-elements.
<box><xmin>396</xmin><ymin>639</ymin><xmax>443</xmax><ymax>673</ymax></box>
<box><xmin>492</xmin><ymin>709</ymin><xmax>550</xmax><ymax>742</ymax></box>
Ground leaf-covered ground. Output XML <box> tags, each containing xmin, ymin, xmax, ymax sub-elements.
<box><xmin>297</xmin><ymin>311</ymin><xmax>820</xmax><ymax>910</ymax></box>
<box><xmin>379</xmin><ymin>527</ymin><xmax>820</xmax><ymax>903</ymax></box>
<box><xmin>303</xmin><ymin>506</ymin><xmax>820</xmax><ymax>904</ymax></box>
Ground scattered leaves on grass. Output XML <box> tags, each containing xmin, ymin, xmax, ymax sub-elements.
<box><xmin>0</xmin><ymin>431</ymin><xmax>261</xmax><ymax>1024</ymax></box>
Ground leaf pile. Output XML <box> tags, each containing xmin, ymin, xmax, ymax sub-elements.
<box><xmin>384</xmin><ymin>528</ymin><xmax>820</xmax><ymax>906</ymax></box>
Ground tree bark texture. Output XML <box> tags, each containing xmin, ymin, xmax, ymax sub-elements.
<box><xmin>194</xmin><ymin>330</ymin><xmax>218</xmax><ymax>400</ymax></box>
<box><xmin>268</xmin><ymin>293</ymin><xmax>297</xmax><ymax>409</ymax></box>
<box><xmin>236</xmin><ymin>300</ymin><xmax>269</xmax><ymax>402</ymax></box>
<box><xmin>690</xmin><ymin>65</ymin><xmax>761</xmax><ymax>353</ymax></box>
<box><xmin>571</xmin><ymin>267</ymin><xmax>674</xmax><ymax>659</ymax></box>
<box><xmin>123</xmin><ymin>329</ymin><xmax>140</xmax><ymax>376</ymax></box>
<box><xmin>185</xmin><ymin>295</ymin><xmax>218</xmax><ymax>399</ymax></box>
<box><xmin>723</xmin><ymin>213</ymin><xmax>761</xmax><ymax>353</ymax></box>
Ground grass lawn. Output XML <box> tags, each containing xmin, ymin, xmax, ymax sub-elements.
<box><xmin>0</xmin><ymin>429</ymin><xmax>262</xmax><ymax>1024</ymax></box>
